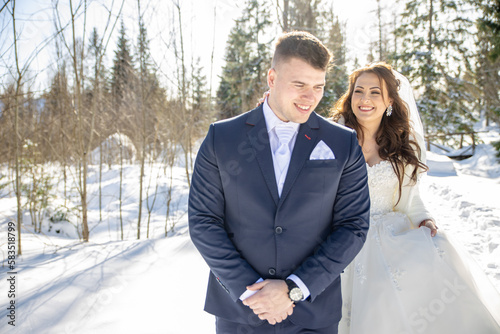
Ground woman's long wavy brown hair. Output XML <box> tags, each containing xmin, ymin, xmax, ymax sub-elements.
<box><xmin>330</xmin><ymin>62</ymin><xmax>428</xmax><ymax>205</ymax></box>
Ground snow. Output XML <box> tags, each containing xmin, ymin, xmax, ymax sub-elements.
<box><xmin>1</xmin><ymin>133</ymin><xmax>500</xmax><ymax>333</ymax></box>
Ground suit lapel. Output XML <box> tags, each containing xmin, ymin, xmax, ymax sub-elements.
<box><xmin>246</xmin><ymin>106</ymin><xmax>280</xmax><ymax>206</ymax></box>
<box><xmin>279</xmin><ymin>113</ymin><xmax>320</xmax><ymax>206</ymax></box>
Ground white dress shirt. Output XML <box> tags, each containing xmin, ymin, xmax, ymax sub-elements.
<box><xmin>262</xmin><ymin>98</ymin><xmax>300</xmax><ymax>197</ymax></box>
<box><xmin>239</xmin><ymin>99</ymin><xmax>310</xmax><ymax>301</ymax></box>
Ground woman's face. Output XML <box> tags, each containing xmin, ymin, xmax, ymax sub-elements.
<box><xmin>350</xmin><ymin>72</ymin><xmax>392</xmax><ymax>129</ymax></box>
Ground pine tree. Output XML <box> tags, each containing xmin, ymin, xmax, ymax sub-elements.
<box><xmin>110</xmin><ymin>20</ymin><xmax>136</xmax><ymax>136</ymax></box>
<box><xmin>317</xmin><ymin>11</ymin><xmax>348</xmax><ymax>116</ymax></box>
<box><xmin>475</xmin><ymin>0</ymin><xmax>500</xmax><ymax>62</ymax></box>
<box><xmin>287</xmin><ymin>0</ymin><xmax>322</xmax><ymax>34</ymax></box>
<box><xmin>284</xmin><ymin>1</ymin><xmax>348</xmax><ymax>116</ymax></box>
<box><xmin>375</xmin><ymin>0</ymin><xmax>390</xmax><ymax>62</ymax></box>
<box><xmin>396</xmin><ymin>0</ymin><xmax>477</xmax><ymax>136</ymax></box>
<box><xmin>476</xmin><ymin>31</ymin><xmax>500</xmax><ymax>126</ymax></box>
<box><xmin>471</xmin><ymin>0</ymin><xmax>500</xmax><ymax>126</ymax></box>
<box><xmin>216</xmin><ymin>0</ymin><xmax>272</xmax><ymax>119</ymax></box>
<box><xmin>87</xmin><ymin>28</ymin><xmax>112</xmax><ymax>145</ymax></box>
<box><xmin>88</xmin><ymin>28</ymin><xmax>108</xmax><ymax>95</ymax></box>
<box><xmin>44</xmin><ymin>66</ymin><xmax>73</xmax><ymax>162</ymax></box>
<box><xmin>136</xmin><ymin>19</ymin><xmax>163</xmax><ymax>150</ymax></box>
<box><xmin>191</xmin><ymin>57</ymin><xmax>212</xmax><ymax>138</ymax></box>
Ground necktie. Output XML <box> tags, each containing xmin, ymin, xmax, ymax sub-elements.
<box><xmin>275</xmin><ymin>123</ymin><xmax>295</xmax><ymax>195</ymax></box>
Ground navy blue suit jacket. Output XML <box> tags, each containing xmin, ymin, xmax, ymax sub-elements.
<box><xmin>188</xmin><ymin>105</ymin><xmax>370</xmax><ymax>329</ymax></box>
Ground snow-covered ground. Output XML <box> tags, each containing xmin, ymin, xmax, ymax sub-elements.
<box><xmin>1</xmin><ymin>130</ymin><xmax>499</xmax><ymax>334</ymax></box>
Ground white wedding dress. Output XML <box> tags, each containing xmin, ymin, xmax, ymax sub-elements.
<box><xmin>339</xmin><ymin>160</ymin><xmax>500</xmax><ymax>334</ymax></box>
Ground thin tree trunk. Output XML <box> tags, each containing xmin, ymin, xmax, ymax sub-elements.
<box><xmin>377</xmin><ymin>0</ymin><xmax>383</xmax><ymax>60</ymax></box>
<box><xmin>146</xmin><ymin>128</ymin><xmax>160</xmax><ymax>239</ymax></box>
<box><xmin>146</xmin><ymin>178</ymin><xmax>159</xmax><ymax>239</ymax></box>
<box><xmin>174</xmin><ymin>1</ymin><xmax>191</xmax><ymax>187</ymax></box>
<box><xmin>283</xmin><ymin>0</ymin><xmax>289</xmax><ymax>32</ymax></box>
<box><xmin>119</xmin><ymin>138</ymin><xmax>124</xmax><ymax>240</ymax></box>
<box><xmin>393</xmin><ymin>14</ymin><xmax>398</xmax><ymax>68</ymax></box>
<box><xmin>136</xmin><ymin>0</ymin><xmax>145</xmax><ymax>239</ymax></box>
<box><xmin>209</xmin><ymin>4</ymin><xmax>216</xmax><ymax>101</ymax></box>
<box><xmin>12</xmin><ymin>0</ymin><xmax>23</xmax><ymax>255</ymax></box>
<box><xmin>68</xmin><ymin>0</ymin><xmax>89</xmax><ymax>242</ymax></box>
<box><xmin>99</xmin><ymin>142</ymin><xmax>103</xmax><ymax>223</ymax></box>
<box><xmin>428</xmin><ymin>0</ymin><xmax>434</xmax><ymax>64</ymax></box>
<box><xmin>164</xmin><ymin>156</ymin><xmax>174</xmax><ymax>237</ymax></box>
<box><xmin>137</xmin><ymin>153</ymin><xmax>144</xmax><ymax>239</ymax></box>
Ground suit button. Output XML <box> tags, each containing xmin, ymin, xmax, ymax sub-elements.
<box><xmin>275</xmin><ymin>226</ymin><xmax>283</xmax><ymax>234</ymax></box>
<box><xmin>268</xmin><ymin>268</ymin><xmax>276</xmax><ymax>276</ymax></box>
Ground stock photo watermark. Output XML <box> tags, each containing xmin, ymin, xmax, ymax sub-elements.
<box><xmin>401</xmin><ymin>277</ymin><xmax>467</xmax><ymax>334</ymax></box>
<box><xmin>63</xmin><ymin>271</ymin><xmax>129</xmax><ymax>333</ymax></box>
<box><xmin>6</xmin><ymin>222</ymin><xmax>17</xmax><ymax>327</ymax></box>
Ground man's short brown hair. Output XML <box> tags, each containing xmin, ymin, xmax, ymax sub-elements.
<box><xmin>272</xmin><ymin>31</ymin><xmax>332</xmax><ymax>71</ymax></box>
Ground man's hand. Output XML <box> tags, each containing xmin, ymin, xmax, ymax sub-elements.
<box><xmin>242</xmin><ymin>279</ymin><xmax>294</xmax><ymax>324</ymax></box>
<box><xmin>259</xmin><ymin>304</ymin><xmax>294</xmax><ymax>325</ymax></box>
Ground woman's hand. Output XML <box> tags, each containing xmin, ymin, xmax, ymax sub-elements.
<box><xmin>256</xmin><ymin>90</ymin><xmax>270</xmax><ymax>107</ymax></box>
<box><xmin>419</xmin><ymin>219</ymin><xmax>438</xmax><ymax>237</ymax></box>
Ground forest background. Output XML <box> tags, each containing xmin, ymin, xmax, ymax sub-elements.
<box><xmin>0</xmin><ymin>0</ymin><xmax>499</xmax><ymax>250</ymax></box>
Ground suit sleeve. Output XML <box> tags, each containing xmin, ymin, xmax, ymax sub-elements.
<box><xmin>293</xmin><ymin>131</ymin><xmax>370</xmax><ymax>301</ymax></box>
<box><xmin>188</xmin><ymin>124</ymin><xmax>261</xmax><ymax>302</ymax></box>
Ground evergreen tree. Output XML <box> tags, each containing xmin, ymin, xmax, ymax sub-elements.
<box><xmin>190</xmin><ymin>57</ymin><xmax>213</xmax><ymax>139</ymax></box>
<box><xmin>375</xmin><ymin>0</ymin><xmax>391</xmax><ymax>62</ymax></box>
<box><xmin>136</xmin><ymin>19</ymin><xmax>163</xmax><ymax>150</ymax></box>
<box><xmin>395</xmin><ymin>0</ymin><xmax>477</xmax><ymax>136</ymax></box>
<box><xmin>216</xmin><ymin>0</ymin><xmax>272</xmax><ymax>119</ymax></box>
<box><xmin>44</xmin><ymin>66</ymin><xmax>73</xmax><ymax>162</ymax></box>
<box><xmin>287</xmin><ymin>0</ymin><xmax>322</xmax><ymax>34</ymax></box>
<box><xmin>110</xmin><ymin>20</ymin><xmax>136</xmax><ymax>134</ymax></box>
<box><xmin>284</xmin><ymin>1</ymin><xmax>348</xmax><ymax>116</ymax></box>
<box><xmin>475</xmin><ymin>31</ymin><xmax>500</xmax><ymax>126</ymax></box>
<box><xmin>471</xmin><ymin>0</ymin><xmax>500</xmax><ymax>125</ymax></box>
<box><xmin>475</xmin><ymin>0</ymin><xmax>500</xmax><ymax>62</ymax></box>
<box><xmin>317</xmin><ymin>12</ymin><xmax>348</xmax><ymax>116</ymax></box>
<box><xmin>87</xmin><ymin>28</ymin><xmax>112</xmax><ymax>142</ymax></box>
<box><xmin>88</xmin><ymin>28</ymin><xmax>108</xmax><ymax>96</ymax></box>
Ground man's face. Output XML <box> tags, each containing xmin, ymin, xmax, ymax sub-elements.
<box><xmin>267</xmin><ymin>57</ymin><xmax>326</xmax><ymax>124</ymax></box>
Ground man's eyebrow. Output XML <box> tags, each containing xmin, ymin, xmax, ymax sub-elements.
<box><xmin>291</xmin><ymin>80</ymin><xmax>325</xmax><ymax>86</ymax></box>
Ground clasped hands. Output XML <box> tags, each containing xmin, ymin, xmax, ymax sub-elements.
<box><xmin>242</xmin><ymin>279</ymin><xmax>295</xmax><ymax>325</ymax></box>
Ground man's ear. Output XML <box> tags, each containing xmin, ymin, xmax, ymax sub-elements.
<box><xmin>267</xmin><ymin>68</ymin><xmax>276</xmax><ymax>88</ymax></box>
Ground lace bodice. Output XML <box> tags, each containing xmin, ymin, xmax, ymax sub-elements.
<box><xmin>367</xmin><ymin>160</ymin><xmax>398</xmax><ymax>215</ymax></box>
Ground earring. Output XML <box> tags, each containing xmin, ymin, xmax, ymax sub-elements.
<box><xmin>386</xmin><ymin>105</ymin><xmax>393</xmax><ymax>117</ymax></box>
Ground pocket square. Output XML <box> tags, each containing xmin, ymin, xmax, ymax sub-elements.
<box><xmin>309</xmin><ymin>140</ymin><xmax>335</xmax><ymax>160</ymax></box>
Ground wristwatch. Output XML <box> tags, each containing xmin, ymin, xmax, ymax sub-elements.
<box><xmin>286</xmin><ymin>279</ymin><xmax>303</xmax><ymax>302</ymax></box>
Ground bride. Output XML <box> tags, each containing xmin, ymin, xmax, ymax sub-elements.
<box><xmin>331</xmin><ymin>62</ymin><xmax>500</xmax><ymax>334</ymax></box>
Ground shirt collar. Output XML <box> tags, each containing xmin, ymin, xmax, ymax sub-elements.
<box><xmin>263</xmin><ymin>98</ymin><xmax>300</xmax><ymax>133</ymax></box>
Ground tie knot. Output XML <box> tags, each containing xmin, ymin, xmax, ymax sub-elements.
<box><xmin>275</xmin><ymin>123</ymin><xmax>295</xmax><ymax>145</ymax></box>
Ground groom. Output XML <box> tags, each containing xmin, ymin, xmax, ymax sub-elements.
<box><xmin>189</xmin><ymin>31</ymin><xmax>370</xmax><ymax>333</ymax></box>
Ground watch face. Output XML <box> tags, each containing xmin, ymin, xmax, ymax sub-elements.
<box><xmin>289</xmin><ymin>287</ymin><xmax>303</xmax><ymax>302</ymax></box>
